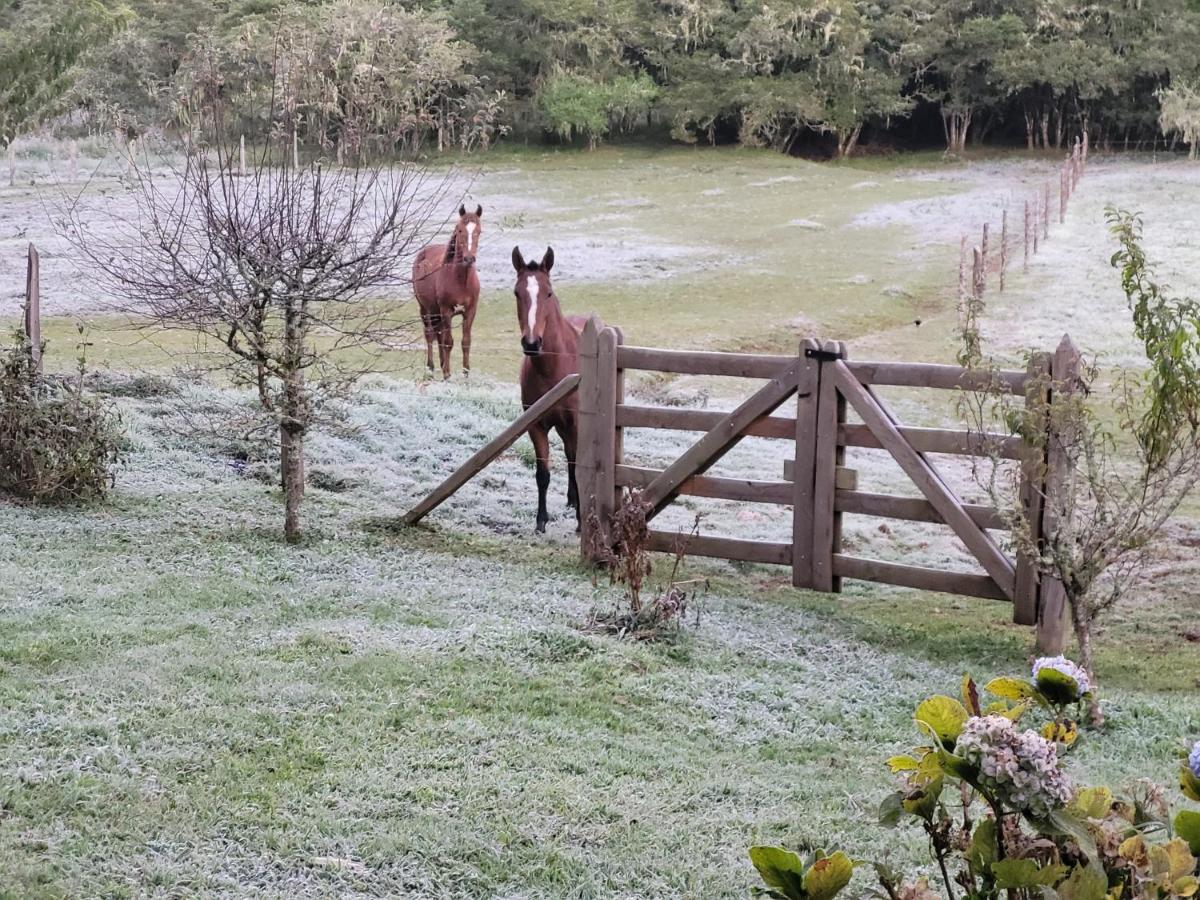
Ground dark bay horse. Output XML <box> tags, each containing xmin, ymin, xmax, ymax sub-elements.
<box><xmin>512</xmin><ymin>245</ymin><xmax>589</xmax><ymax>533</ymax></box>
<box><xmin>413</xmin><ymin>204</ymin><xmax>482</xmax><ymax>379</ymax></box>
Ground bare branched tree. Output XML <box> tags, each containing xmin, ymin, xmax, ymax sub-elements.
<box><xmin>961</xmin><ymin>209</ymin><xmax>1200</xmax><ymax>690</ymax></box>
<box><xmin>62</xmin><ymin>136</ymin><xmax>454</xmax><ymax>541</ymax></box>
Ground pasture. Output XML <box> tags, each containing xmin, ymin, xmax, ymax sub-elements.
<box><xmin>2</xmin><ymin>146</ymin><xmax>1199</xmax><ymax>898</ymax></box>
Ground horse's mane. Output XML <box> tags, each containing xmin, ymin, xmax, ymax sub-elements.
<box><xmin>444</xmin><ymin>230</ymin><xmax>459</xmax><ymax>263</ymax></box>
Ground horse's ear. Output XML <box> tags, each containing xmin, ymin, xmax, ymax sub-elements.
<box><xmin>475</xmin><ymin>204</ymin><xmax>483</xmax><ymax>217</ymax></box>
<box><xmin>459</xmin><ymin>204</ymin><xmax>467</xmax><ymax>217</ymax></box>
<box><xmin>542</xmin><ymin>247</ymin><xmax>554</xmax><ymax>273</ymax></box>
<box><xmin>512</xmin><ymin>246</ymin><xmax>525</xmax><ymax>272</ymax></box>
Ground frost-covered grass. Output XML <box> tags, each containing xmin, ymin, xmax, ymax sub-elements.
<box><xmin>1</xmin><ymin>378</ymin><xmax>1197</xmax><ymax>898</ymax></box>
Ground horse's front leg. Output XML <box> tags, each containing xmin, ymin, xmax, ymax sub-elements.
<box><xmin>437</xmin><ymin>312</ymin><xmax>454</xmax><ymax>381</ymax></box>
<box><xmin>460</xmin><ymin>300</ymin><xmax>478</xmax><ymax>379</ymax></box>
<box><xmin>529</xmin><ymin>423</ymin><xmax>552</xmax><ymax>533</ymax></box>
<box><xmin>421</xmin><ymin>310</ymin><xmax>438</xmax><ymax>374</ymax></box>
<box><xmin>558</xmin><ymin>423</ymin><xmax>580</xmax><ymax>532</ymax></box>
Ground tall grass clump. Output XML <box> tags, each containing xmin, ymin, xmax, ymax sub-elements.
<box><xmin>0</xmin><ymin>335</ymin><xmax>120</xmax><ymax>502</ymax></box>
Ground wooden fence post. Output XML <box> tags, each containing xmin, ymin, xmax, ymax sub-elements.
<box><xmin>792</xmin><ymin>339</ymin><xmax>822</xmax><ymax>588</ymax></box>
<box><xmin>971</xmin><ymin>246</ymin><xmax>984</xmax><ymax>304</ymax></box>
<box><xmin>1023</xmin><ymin>200</ymin><xmax>1031</xmax><ymax>271</ymax></box>
<box><xmin>1043</xmin><ymin>182</ymin><xmax>1050</xmax><ymax>239</ymax></box>
<box><xmin>7</xmin><ymin>142</ymin><xmax>15</xmax><ymax>187</ymax></box>
<box><xmin>577</xmin><ymin>316</ymin><xmax>603</xmax><ymax>559</ymax></box>
<box><xmin>1036</xmin><ymin>335</ymin><xmax>1082</xmax><ymax>653</ymax></box>
<box><xmin>239</xmin><ymin>135</ymin><xmax>247</xmax><ymax>178</ymax></box>
<box><xmin>1059</xmin><ymin>168</ymin><xmax>1067</xmax><ymax>224</ymax></box>
<box><xmin>980</xmin><ymin>222</ymin><xmax>989</xmax><ymax>287</ymax></box>
<box><xmin>957</xmin><ymin>235</ymin><xmax>967</xmax><ymax>309</ymax></box>
<box><xmin>811</xmin><ymin>340</ymin><xmax>846</xmax><ymax>592</ymax></box>
<box><xmin>1082</xmin><ymin>131</ymin><xmax>1089</xmax><ymax>168</ymax></box>
<box><xmin>1013</xmin><ymin>352</ymin><xmax>1051</xmax><ymax>625</ymax></box>
<box><xmin>999</xmin><ymin>208</ymin><xmax>1008</xmax><ymax>292</ymax></box>
<box><xmin>596</xmin><ymin>325</ymin><xmax>620</xmax><ymax>531</ymax></box>
<box><xmin>24</xmin><ymin>243</ymin><xmax>42</xmax><ymax>376</ymax></box>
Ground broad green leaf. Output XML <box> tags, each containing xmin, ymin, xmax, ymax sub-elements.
<box><xmin>984</xmin><ymin>676</ymin><xmax>1038</xmax><ymax>702</ymax></box>
<box><xmin>886</xmin><ymin>754</ymin><xmax>921</xmax><ymax>773</ymax></box>
<box><xmin>901</xmin><ymin>776</ymin><xmax>943</xmax><ymax>822</ymax></box>
<box><xmin>878</xmin><ymin>792</ymin><xmax>904</xmax><ymax>828</ymax></box>
<box><xmin>967</xmin><ymin>818</ymin><xmax>998</xmax><ymax>875</ymax></box>
<box><xmin>984</xmin><ymin>699</ymin><xmax>1031</xmax><ymax>722</ymax></box>
<box><xmin>1034</xmin><ymin>668</ymin><xmax>1082</xmax><ymax>706</ymax></box>
<box><xmin>1069</xmin><ymin>787</ymin><xmax>1114</xmax><ymax>820</ymax></box>
<box><xmin>914</xmin><ymin>696</ymin><xmax>968</xmax><ymax>750</ymax></box>
<box><xmin>1175</xmin><ymin>810</ymin><xmax>1200</xmax><ymax>855</ymax></box>
<box><xmin>1182</xmin><ymin>765</ymin><xmax>1200</xmax><ymax>803</ymax></box>
<box><xmin>1056</xmin><ymin>863</ymin><xmax>1109</xmax><ymax>900</ymax></box>
<box><xmin>802</xmin><ymin>851</ymin><xmax>855</xmax><ymax>900</ymax></box>
<box><xmin>1041</xmin><ymin>809</ymin><xmax>1099</xmax><ymax>861</ymax></box>
<box><xmin>749</xmin><ymin>846</ymin><xmax>807</xmax><ymax>900</ymax></box>
<box><xmin>991</xmin><ymin>859</ymin><xmax>1067</xmax><ymax>889</ymax></box>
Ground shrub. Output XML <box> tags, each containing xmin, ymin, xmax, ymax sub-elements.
<box><xmin>750</xmin><ymin>670</ymin><xmax>1200</xmax><ymax>900</ymax></box>
<box><xmin>0</xmin><ymin>337</ymin><xmax>121</xmax><ymax>502</ymax></box>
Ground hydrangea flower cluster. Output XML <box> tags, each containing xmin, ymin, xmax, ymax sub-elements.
<box><xmin>957</xmin><ymin>715</ymin><xmax>1074</xmax><ymax>819</ymax></box>
<box><xmin>1032</xmin><ymin>655</ymin><xmax>1092</xmax><ymax>699</ymax></box>
<box><xmin>1189</xmin><ymin>740</ymin><xmax>1200</xmax><ymax>779</ymax></box>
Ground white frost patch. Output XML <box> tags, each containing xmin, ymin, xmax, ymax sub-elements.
<box><xmin>787</xmin><ymin>218</ymin><xmax>824</xmax><ymax>230</ymax></box>
<box><xmin>701</xmin><ymin>187</ymin><xmax>725</xmax><ymax>197</ymax></box>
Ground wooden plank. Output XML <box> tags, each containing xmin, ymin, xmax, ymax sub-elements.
<box><xmin>616</xmin><ymin>404</ymin><xmax>796</xmax><ymax>440</ymax></box>
<box><xmin>792</xmin><ymin>339</ymin><xmax>821</xmax><ymax>588</ymax></box>
<box><xmin>24</xmin><ymin>243</ymin><xmax>41</xmax><ymax>375</ymax></box>
<box><xmin>783</xmin><ymin>459</ymin><xmax>861</xmax><ymax>489</ymax></box>
<box><xmin>612</xmin><ymin>326</ymin><xmax>626</xmax><ymax>520</ymax></box>
<box><xmin>840</xmin><ymin>423</ymin><xmax>1024</xmax><ymax>459</ymax></box>
<box><xmin>576</xmin><ymin>317</ymin><xmax>603</xmax><ymax>558</ymax></box>
<box><xmin>616</xmin><ymin>465</ymin><xmax>792</xmax><ymax>505</ymax></box>
<box><xmin>1013</xmin><ymin>352</ymin><xmax>1051</xmax><ymax>625</ymax></box>
<box><xmin>647</xmin><ymin>530</ymin><xmax>792</xmax><ymax>566</ymax></box>
<box><xmin>846</xmin><ymin>361</ymin><xmax>1025</xmax><ymax>394</ymax></box>
<box><xmin>403</xmin><ymin>374</ymin><xmax>581</xmax><ymax>525</ymax></box>
<box><xmin>616</xmin><ymin>345</ymin><xmax>792</xmax><ymax>379</ymax></box>
<box><xmin>835</xmin><ymin>490</ymin><xmax>1006</xmax><ymax>531</ymax></box>
<box><xmin>832</xmin><ymin>555</ymin><xmax>1009</xmax><ymax>601</ymax></box>
<box><xmin>830</xmin><ymin>360</ymin><xmax>1017</xmax><ymax>599</ymax></box>
<box><xmin>638</xmin><ymin>360</ymin><xmax>803</xmax><ymax>519</ymax></box>
<box><xmin>1036</xmin><ymin>337</ymin><xmax>1080</xmax><ymax>652</ymax></box>
<box><xmin>812</xmin><ymin>340</ymin><xmax>845</xmax><ymax>592</ymax></box>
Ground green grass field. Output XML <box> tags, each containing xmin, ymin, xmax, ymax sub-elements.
<box><xmin>2</xmin><ymin>146</ymin><xmax>1198</xmax><ymax>898</ymax></box>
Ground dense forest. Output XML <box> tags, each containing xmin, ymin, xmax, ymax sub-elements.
<box><xmin>3</xmin><ymin>0</ymin><xmax>1200</xmax><ymax>158</ymax></box>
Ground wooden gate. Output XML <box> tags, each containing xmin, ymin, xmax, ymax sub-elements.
<box><xmin>575</xmin><ymin>318</ymin><xmax>1077</xmax><ymax>652</ymax></box>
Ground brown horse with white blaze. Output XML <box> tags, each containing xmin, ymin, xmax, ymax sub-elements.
<box><xmin>513</xmin><ymin>245</ymin><xmax>588</xmax><ymax>533</ymax></box>
<box><xmin>412</xmin><ymin>204</ymin><xmax>482</xmax><ymax>379</ymax></box>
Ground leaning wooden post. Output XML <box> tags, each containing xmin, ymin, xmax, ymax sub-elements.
<box><xmin>999</xmin><ymin>208</ymin><xmax>1008</xmax><ymax>292</ymax></box>
<box><xmin>792</xmin><ymin>339</ymin><xmax>823</xmax><ymax>588</ymax></box>
<box><xmin>971</xmin><ymin>246</ymin><xmax>984</xmax><ymax>304</ymax></box>
<box><xmin>957</xmin><ymin>235</ymin><xmax>967</xmax><ymax>311</ymax></box>
<box><xmin>811</xmin><ymin>340</ymin><xmax>847</xmax><ymax>593</ymax></box>
<box><xmin>24</xmin><ymin>243</ymin><xmax>42</xmax><ymax>376</ymax></box>
<box><xmin>980</xmin><ymin>222</ymin><xmax>990</xmax><ymax>286</ymax></box>
<box><xmin>1013</xmin><ymin>351</ymin><xmax>1051</xmax><ymax>625</ymax></box>
<box><xmin>239</xmin><ymin>135</ymin><xmax>247</xmax><ymax>178</ymax></box>
<box><xmin>1059</xmin><ymin>168</ymin><xmax>1067</xmax><ymax>224</ymax></box>
<box><xmin>1082</xmin><ymin>130</ymin><xmax>1089</xmax><ymax>168</ymax></box>
<box><xmin>1036</xmin><ymin>335</ymin><xmax>1082</xmax><ymax>654</ymax></box>
<box><xmin>1023</xmin><ymin>200</ymin><xmax>1031</xmax><ymax>271</ymax></box>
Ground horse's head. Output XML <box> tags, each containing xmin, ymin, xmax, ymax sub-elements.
<box><xmin>448</xmin><ymin>204</ymin><xmax>483</xmax><ymax>267</ymax></box>
<box><xmin>511</xmin><ymin>245</ymin><xmax>557</xmax><ymax>356</ymax></box>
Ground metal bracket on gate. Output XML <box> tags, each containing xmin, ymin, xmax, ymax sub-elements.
<box><xmin>804</xmin><ymin>346</ymin><xmax>845</xmax><ymax>361</ymax></box>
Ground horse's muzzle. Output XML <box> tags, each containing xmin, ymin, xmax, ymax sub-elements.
<box><xmin>462</xmin><ymin>255</ymin><xmax>476</xmax><ymax>266</ymax></box>
<box><xmin>521</xmin><ymin>336</ymin><xmax>542</xmax><ymax>356</ymax></box>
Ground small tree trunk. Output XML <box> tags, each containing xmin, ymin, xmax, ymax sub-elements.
<box><xmin>281</xmin><ymin>297</ymin><xmax>308</xmax><ymax>542</ymax></box>
<box><xmin>281</xmin><ymin>416</ymin><xmax>305</xmax><ymax>543</ymax></box>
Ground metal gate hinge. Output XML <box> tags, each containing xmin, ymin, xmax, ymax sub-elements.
<box><xmin>804</xmin><ymin>347</ymin><xmax>845</xmax><ymax>361</ymax></box>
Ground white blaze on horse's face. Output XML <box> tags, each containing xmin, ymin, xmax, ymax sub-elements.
<box><xmin>525</xmin><ymin>275</ymin><xmax>540</xmax><ymax>337</ymax></box>
<box><xmin>466</xmin><ymin>222</ymin><xmax>478</xmax><ymax>257</ymax></box>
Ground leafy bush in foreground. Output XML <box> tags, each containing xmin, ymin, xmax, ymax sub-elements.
<box><xmin>751</xmin><ymin>666</ymin><xmax>1200</xmax><ymax>900</ymax></box>
<box><xmin>0</xmin><ymin>336</ymin><xmax>120</xmax><ymax>502</ymax></box>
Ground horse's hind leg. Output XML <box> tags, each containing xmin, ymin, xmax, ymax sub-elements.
<box><xmin>557</xmin><ymin>423</ymin><xmax>580</xmax><ymax>532</ymax></box>
<box><xmin>529</xmin><ymin>423</ymin><xmax>552</xmax><ymax>533</ymax></box>
<box><xmin>461</xmin><ymin>302</ymin><xmax>478</xmax><ymax>378</ymax></box>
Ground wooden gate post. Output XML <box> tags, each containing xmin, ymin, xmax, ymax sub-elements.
<box><xmin>1013</xmin><ymin>352</ymin><xmax>1051</xmax><ymax>625</ymax></box>
<box><xmin>792</xmin><ymin>339</ymin><xmax>822</xmax><ymax>588</ymax></box>
<box><xmin>811</xmin><ymin>340</ymin><xmax>847</xmax><ymax>592</ymax></box>
<box><xmin>577</xmin><ymin>317</ymin><xmax>619</xmax><ymax>561</ymax></box>
<box><xmin>1036</xmin><ymin>335</ymin><xmax>1081</xmax><ymax>653</ymax></box>
<box><xmin>25</xmin><ymin>242</ymin><xmax>42</xmax><ymax>375</ymax></box>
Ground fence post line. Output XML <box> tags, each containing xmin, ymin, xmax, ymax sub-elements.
<box><xmin>792</xmin><ymin>339</ymin><xmax>822</xmax><ymax>588</ymax></box>
<box><xmin>1036</xmin><ymin>335</ymin><xmax>1082</xmax><ymax>653</ymax></box>
<box><xmin>1023</xmin><ymin>200</ymin><xmax>1030</xmax><ymax>271</ymax></box>
<box><xmin>1000</xmin><ymin>208</ymin><xmax>1008</xmax><ymax>292</ymax></box>
<box><xmin>811</xmin><ymin>340</ymin><xmax>846</xmax><ymax>593</ymax></box>
<box><xmin>577</xmin><ymin>316</ymin><xmax>603</xmax><ymax>560</ymax></box>
<box><xmin>1013</xmin><ymin>352</ymin><xmax>1051</xmax><ymax>625</ymax></box>
<box><xmin>25</xmin><ymin>242</ymin><xmax>42</xmax><ymax>376</ymax></box>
